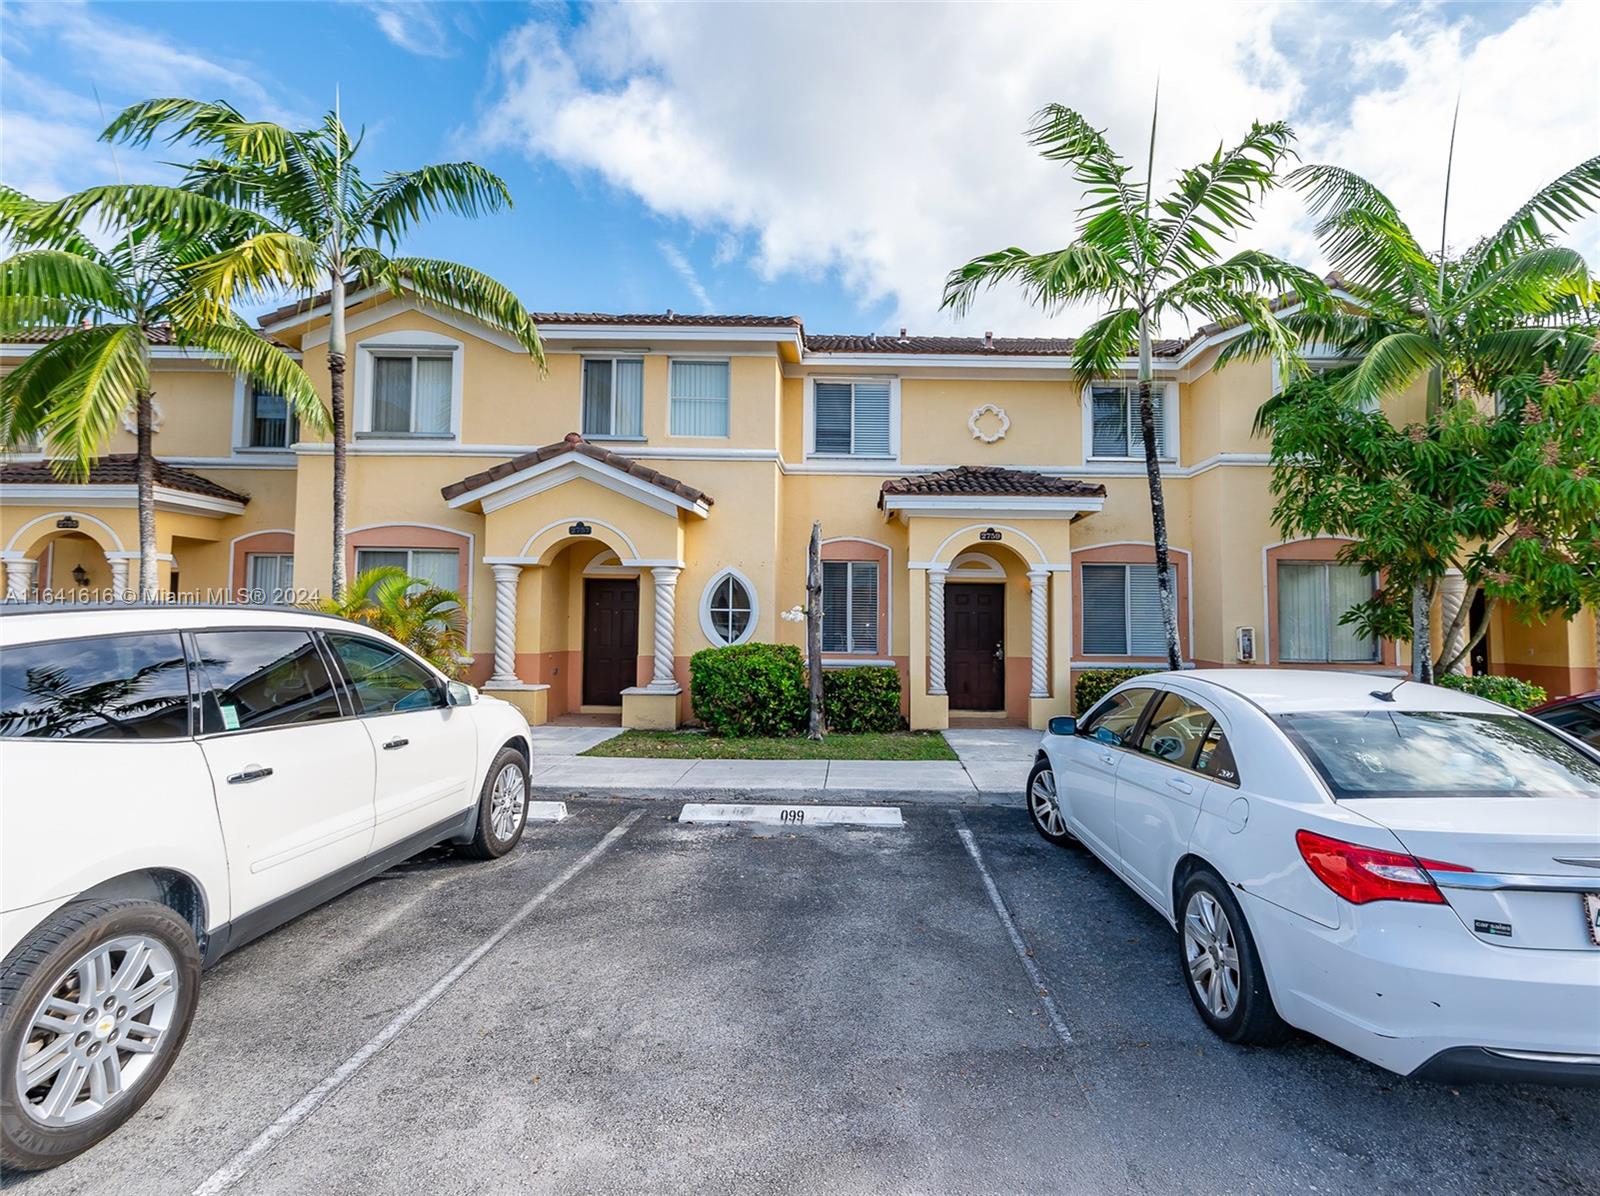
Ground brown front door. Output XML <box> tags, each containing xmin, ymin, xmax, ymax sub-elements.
<box><xmin>583</xmin><ymin>578</ymin><xmax>639</xmax><ymax>706</ymax></box>
<box><xmin>946</xmin><ymin>583</ymin><xmax>1005</xmax><ymax>710</ymax></box>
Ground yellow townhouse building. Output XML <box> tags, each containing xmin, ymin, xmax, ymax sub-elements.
<box><xmin>3</xmin><ymin>288</ymin><xmax>1595</xmax><ymax>730</ymax></box>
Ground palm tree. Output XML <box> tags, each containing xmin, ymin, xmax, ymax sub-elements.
<box><xmin>944</xmin><ymin>103</ymin><xmax>1325</xmax><ymax>670</ymax></box>
<box><xmin>0</xmin><ymin>185</ymin><xmax>323</xmax><ymax>598</ymax></box>
<box><xmin>309</xmin><ymin>565</ymin><xmax>467</xmax><ymax>676</ymax></box>
<box><xmin>1236</xmin><ymin>138</ymin><xmax>1600</xmax><ymax>680</ymax></box>
<box><xmin>100</xmin><ymin>98</ymin><xmax>546</xmax><ymax>598</ymax></box>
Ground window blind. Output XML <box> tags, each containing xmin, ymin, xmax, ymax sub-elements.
<box><xmin>814</xmin><ymin>383</ymin><xmax>853</xmax><ymax>453</ymax></box>
<box><xmin>614</xmin><ymin>359</ymin><xmax>643</xmax><ymax>436</ymax></box>
<box><xmin>414</xmin><ymin>357</ymin><xmax>452</xmax><ymax>434</ymax></box>
<box><xmin>821</xmin><ymin>560</ymin><xmax>849</xmax><ymax>651</ymax></box>
<box><xmin>1126</xmin><ymin>564</ymin><xmax>1167</xmax><ymax>655</ymax></box>
<box><xmin>852</xmin><ymin>382</ymin><xmax>891</xmax><ymax>456</ymax></box>
<box><xmin>373</xmin><ymin>358</ymin><xmax>412</xmax><ymax>433</ymax></box>
<box><xmin>1277</xmin><ymin>561</ymin><xmax>1376</xmax><ymax>662</ymax></box>
<box><xmin>1090</xmin><ymin>383</ymin><xmax>1168</xmax><ymax>458</ymax></box>
<box><xmin>670</xmin><ymin>360</ymin><xmax>730</xmax><ymax>436</ymax></box>
<box><xmin>1081</xmin><ymin>564</ymin><xmax>1128</xmax><ymax>654</ymax></box>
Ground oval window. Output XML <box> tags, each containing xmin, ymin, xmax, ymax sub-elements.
<box><xmin>702</xmin><ymin>571</ymin><xmax>756</xmax><ymax>646</ymax></box>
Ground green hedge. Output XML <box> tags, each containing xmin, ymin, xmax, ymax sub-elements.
<box><xmin>1073</xmin><ymin>667</ymin><xmax>1149</xmax><ymax>714</ymax></box>
<box><xmin>689</xmin><ymin>643</ymin><xmax>808</xmax><ymax>736</ymax></box>
<box><xmin>1436</xmin><ymin>672</ymin><xmax>1547</xmax><ymax>711</ymax></box>
<box><xmin>824</xmin><ymin>666</ymin><xmax>904</xmax><ymax>733</ymax></box>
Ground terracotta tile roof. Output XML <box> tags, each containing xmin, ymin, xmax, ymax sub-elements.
<box><xmin>4</xmin><ymin>324</ymin><xmax>291</xmax><ymax>350</ymax></box>
<box><xmin>878</xmin><ymin>465</ymin><xmax>1106</xmax><ymax>507</ymax></box>
<box><xmin>0</xmin><ymin>454</ymin><xmax>250</xmax><ymax>504</ymax></box>
<box><xmin>802</xmin><ymin>332</ymin><xmax>1187</xmax><ymax>357</ymax></box>
<box><xmin>440</xmin><ymin>433</ymin><xmax>713</xmax><ymax>506</ymax></box>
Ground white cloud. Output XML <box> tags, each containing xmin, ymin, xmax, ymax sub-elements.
<box><xmin>475</xmin><ymin>0</ymin><xmax>1598</xmax><ymax>335</ymax></box>
<box><xmin>359</xmin><ymin>1</ymin><xmax>454</xmax><ymax>59</ymax></box>
<box><xmin>658</xmin><ymin>241</ymin><xmax>714</xmax><ymax>312</ymax></box>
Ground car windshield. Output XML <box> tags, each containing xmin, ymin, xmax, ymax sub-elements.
<box><xmin>1276</xmin><ymin>710</ymin><xmax>1600</xmax><ymax>800</ymax></box>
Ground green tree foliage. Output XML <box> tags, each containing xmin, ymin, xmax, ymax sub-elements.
<box><xmin>96</xmin><ymin>98</ymin><xmax>545</xmax><ymax>597</ymax></box>
<box><xmin>1073</xmin><ymin>667</ymin><xmax>1151</xmax><ymax>714</ymax></box>
<box><xmin>689</xmin><ymin>643</ymin><xmax>809</xmax><ymax>737</ymax></box>
<box><xmin>1436</xmin><ymin>672</ymin><xmax>1547</xmax><ymax>711</ymax></box>
<box><xmin>0</xmin><ymin>184</ymin><xmax>323</xmax><ymax>597</ymax></box>
<box><xmin>944</xmin><ymin>102</ymin><xmax>1326</xmax><ymax>670</ymax></box>
<box><xmin>822</xmin><ymin>666</ymin><xmax>904</xmax><ymax>733</ymax></box>
<box><xmin>1261</xmin><ymin>356</ymin><xmax>1600</xmax><ymax>674</ymax></box>
<box><xmin>309</xmin><ymin>566</ymin><xmax>468</xmax><ymax>677</ymax></box>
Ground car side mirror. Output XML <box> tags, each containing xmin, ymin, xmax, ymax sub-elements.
<box><xmin>446</xmin><ymin>680</ymin><xmax>477</xmax><ymax>707</ymax></box>
<box><xmin>1047</xmin><ymin>716</ymin><xmax>1077</xmax><ymax>737</ymax></box>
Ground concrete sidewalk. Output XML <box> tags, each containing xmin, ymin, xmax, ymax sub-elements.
<box><xmin>524</xmin><ymin>724</ymin><xmax>1040</xmax><ymax>806</ymax></box>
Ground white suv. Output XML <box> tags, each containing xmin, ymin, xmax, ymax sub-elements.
<box><xmin>0</xmin><ymin>604</ymin><xmax>533</xmax><ymax>1170</ymax></box>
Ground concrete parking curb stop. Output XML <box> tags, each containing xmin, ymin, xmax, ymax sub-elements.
<box><xmin>679</xmin><ymin>802</ymin><xmax>905</xmax><ymax>827</ymax></box>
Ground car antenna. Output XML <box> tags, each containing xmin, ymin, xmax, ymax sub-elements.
<box><xmin>1370</xmin><ymin>676</ymin><xmax>1408</xmax><ymax>702</ymax></box>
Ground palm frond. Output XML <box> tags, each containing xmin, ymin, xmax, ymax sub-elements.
<box><xmin>941</xmin><ymin>242</ymin><xmax>1130</xmax><ymax>317</ymax></box>
<box><xmin>103</xmin><ymin>98</ymin><xmax>300</xmax><ymax>167</ymax></box>
<box><xmin>361</xmin><ymin>163</ymin><xmax>513</xmax><ymax>246</ymax></box>
<box><xmin>176</xmin><ymin>231</ymin><xmax>325</xmax><ymax>320</ymax></box>
<box><xmin>1333</xmin><ymin>331</ymin><xmax>1441</xmax><ymax>409</ymax></box>
<box><xmin>1291</xmin><ymin>165</ymin><xmax>1433</xmax><ymax>300</ymax></box>
<box><xmin>389</xmin><ymin>257</ymin><xmax>545</xmax><ymax>367</ymax></box>
<box><xmin>1069</xmin><ymin>307</ymin><xmax>1142</xmax><ymax>380</ymax></box>
<box><xmin>35</xmin><ymin>324</ymin><xmax>149</xmax><ymax>477</ymax></box>
<box><xmin>0</xmin><ymin>186</ymin><xmax>104</xmax><ymax>258</ymax></box>
<box><xmin>1026</xmin><ymin>104</ymin><xmax>1146</xmax><ymax>261</ymax></box>
<box><xmin>1</xmin><ymin>334</ymin><xmax>96</xmax><ymax>445</ymax></box>
<box><xmin>1152</xmin><ymin>121</ymin><xmax>1297</xmax><ymax>277</ymax></box>
<box><xmin>1452</xmin><ymin>245</ymin><xmax>1591</xmax><ymax>321</ymax></box>
<box><xmin>180</xmin><ymin>317</ymin><xmax>329</xmax><ymax>434</ymax></box>
<box><xmin>43</xmin><ymin>184</ymin><xmax>268</xmax><ymax>242</ymax></box>
<box><xmin>1464</xmin><ymin>155</ymin><xmax>1600</xmax><ymax>277</ymax></box>
<box><xmin>0</xmin><ymin>250</ymin><xmax>128</xmax><ymax>329</ymax></box>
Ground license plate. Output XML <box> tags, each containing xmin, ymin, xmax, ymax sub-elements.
<box><xmin>1585</xmin><ymin>893</ymin><xmax>1600</xmax><ymax>947</ymax></box>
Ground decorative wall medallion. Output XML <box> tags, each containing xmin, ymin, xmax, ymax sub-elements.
<box><xmin>968</xmin><ymin>403</ymin><xmax>1009</xmax><ymax>444</ymax></box>
<box><xmin>119</xmin><ymin>398</ymin><xmax>164</xmax><ymax>435</ymax></box>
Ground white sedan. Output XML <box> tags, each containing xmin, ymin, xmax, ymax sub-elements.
<box><xmin>1028</xmin><ymin>669</ymin><xmax>1600</xmax><ymax>1085</ymax></box>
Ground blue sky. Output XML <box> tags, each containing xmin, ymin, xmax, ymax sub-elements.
<box><xmin>2</xmin><ymin>1</ymin><xmax>1595</xmax><ymax>336</ymax></box>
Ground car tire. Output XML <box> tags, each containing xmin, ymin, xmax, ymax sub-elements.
<box><xmin>1176</xmin><ymin>868</ymin><xmax>1289</xmax><ymax>1046</ymax></box>
<box><xmin>458</xmin><ymin>747</ymin><xmax>530</xmax><ymax>860</ymax></box>
<box><xmin>1</xmin><ymin>899</ymin><xmax>201</xmax><ymax>1172</ymax></box>
<box><xmin>1025</xmin><ymin>757</ymin><xmax>1078</xmax><ymax>847</ymax></box>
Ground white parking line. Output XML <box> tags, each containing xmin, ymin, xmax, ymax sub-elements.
<box><xmin>952</xmin><ymin>817</ymin><xmax>1075</xmax><ymax>1047</ymax></box>
<box><xmin>679</xmin><ymin>802</ymin><xmax>904</xmax><ymax>827</ymax></box>
<box><xmin>192</xmin><ymin>808</ymin><xmax>645</xmax><ymax>1196</ymax></box>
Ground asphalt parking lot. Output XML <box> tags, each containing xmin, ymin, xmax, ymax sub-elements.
<box><xmin>11</xmin><ymin>799</ymin><xmax>1598</xmax><ymax>1195</ymax></box>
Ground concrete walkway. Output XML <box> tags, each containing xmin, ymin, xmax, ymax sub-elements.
<box><xmin>524</xmin><ymin>723</ymin><xmax>1041</xmax><ymax>807</ymax></box>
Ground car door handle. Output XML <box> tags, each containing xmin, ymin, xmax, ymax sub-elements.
<box><xmin>383</xmin><ymin>737</ymin><xmax>410</xmax><ymax>751</ymax></box>
<box><xmin>1100</xmin><ymin>753</ymin><xmax>1116</xmax><ymax>765</ymax></box>
<box><xmin>227</xmin><ymin>766</ymin><xmax>273</xmax><ymax>785</ymax></box>
<box><xmin>1167</xmin><ymin>777</ymin><xmax>1194</xmax><ymax>795</ymax></box>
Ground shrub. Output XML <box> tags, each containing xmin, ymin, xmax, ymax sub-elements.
<box><xmin>1073</xmin><ymin>667</ymin><xmax>1149</xmax><ymax>714</ymax></box>
<box><xmin>1436</xmin><ymin>672</ymin><xmax>1547</xmax><ymax>711</ymax></box>
<box><xmin>824</xmin><ymin>666</ymin><xmax>904</xmax><ymax>732</ymax></box>
<box><xmin>690</xmin><ymin>643</ymin><xmax>808</xmax><ymax>736</ymax></box>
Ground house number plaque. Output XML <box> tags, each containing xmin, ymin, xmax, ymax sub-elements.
<box><xmin>569</xmin><ymin>522</ymin><xmax>592</xmax><ymax>536</ymax></box>
<box><xmin>979</xmin><ymin>528</ymin><xmax>1003</xmax><ymax>541</ymax></box>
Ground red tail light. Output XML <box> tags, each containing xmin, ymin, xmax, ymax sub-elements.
<box><xmin>1295</xmin><ymin>830</ymin><xmax>1472</xmax><ymax>905</ymax></box>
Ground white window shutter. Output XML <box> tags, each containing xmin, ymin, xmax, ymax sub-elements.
<box><xmin>849</xmin><ymin>562</ymin><xmax>879</xmax><ymax>653</ymax></box>
<box><xmin>852</xmin><ymin>382</ymin><xmax>892</xmax><ymax>456</ymax></box>
<box><xmin>1127</xmin><ymin>564</ymin><xmax>1167</xmax><ymax>654</ymax></box>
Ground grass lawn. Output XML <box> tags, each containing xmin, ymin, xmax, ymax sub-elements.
<box><xmin>580</xmin><ymin>729</ymin><xmax>959</xmax><ymax>761</ymax></box>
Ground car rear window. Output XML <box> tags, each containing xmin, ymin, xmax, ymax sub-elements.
<box><xmin>0</xmin><ymin>633</ymin><xmax>191</xmax><ymax>739</ymax></box>
<box><xmin>1276</xmin><ymin>710</ymin><xmax>1600</xmax><ymax>800</ymax></box>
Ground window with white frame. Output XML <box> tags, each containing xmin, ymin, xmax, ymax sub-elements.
<box><xmin>368</xmin><ymin>352</ymin><xmax>453</xmax><ymax>435</ymax></box>
<box><xmin>355</xmin><ymin>547</ymin><xmax>460</xmax><ymax>594</ymax></box>
<box><xmin>670</xmin><ymin>359</ymin><xmax>730</xmax><ymax>437</ymax></box>
<box><xmin>701</xmin><ymin>570</ymin><xmax>756</xmax><ymax>646</ymax></box>
<box><xmin>812</xmin><ymin>379</ymin><xmax>892</xmax><ymax>457</ymax></box>
<box><xmin>1081</xmin><ymin>563</ymin><xmax>1167</xmax><ymax>655</ymax></box>
<box><xmin>245</xmin><ymin>553</ymin><xmax>295</xmax><ymax>603</ymax></box>
<box><xmin>821</xmin><ymin>560</ymin><xmax>879</xmax><ymax>653</ymax></box>
<box><xmin>1087</xmin><ymin>382</ymin><xmax>1174</xmax><ymax>459</ymax></box>
<box><xmin>247</xmin><ymin>385</ymin><xmax>297</xmax><ymax>449</ymax></box>
<box><xmin>582</xmin><ymin>358</ymin><xmax>644</xmax><ymax>438</ymax></box>
<box><xmin>1277</xmin><ymin>561</ymin><xmax>1377</xmax><ymax>663</ymax></box>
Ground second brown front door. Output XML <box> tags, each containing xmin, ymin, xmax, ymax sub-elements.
<box><xmin>583</xmin><ymin>578</ymin><xmax>639</xmax><ymax>706</ymax></box>
<box><xmin>946</xmin><ymin>582</ymin><xmax>1005</xmax><ymax>710</ymax></box>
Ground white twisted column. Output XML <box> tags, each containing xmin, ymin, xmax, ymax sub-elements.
<box><xmin>109</xmin><ymin>558</ymin><xmax>131</xmax><ymax>603</ymax></box>
<box><xmin>1440</xmin><ymin>569</ymin><xmax>1468</xmax><ymax>674</ymax></box>
<box><xmin>489</xmin><ymin>564</ymin><xmax>522</xmax><ymax>684</ymax></box>
<box><xmin>5</xmin><ymin>557</ymin><xmax>37</xmax><ymax>601</ymax></box>
<box><xmin>650</xmin><ymin>566</ymin><xmax>681</xmax><ymax>688</ymax></box>
<box><xmin>927</xmin><ymin>565</ymin><xmax>948</xmax><ymax>695</ymax></box>
<box><xmin>1028</xmin><ymin>569</ymin><xmax>1050</xmax><ymax>698</ymax></box>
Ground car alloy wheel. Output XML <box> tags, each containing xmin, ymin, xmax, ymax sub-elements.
<box><xmin>488</xmin><ymin>760</ymin><xmax>527</xmax><ymax>844</ymax></box>
<box><xmin>1029</xmin><ymin>767</ymin><xmax>1068</xmax><ymax>839</ymax></box>
<box><xmin>1183</xmin><ymin>891</ymin><xmax>1241</xmax><ymax>1019</ymax></box>
<box><xmin>15</xmin><ymin>935</ymin><xmax>180</xmax><ymax>1128</ymax></box>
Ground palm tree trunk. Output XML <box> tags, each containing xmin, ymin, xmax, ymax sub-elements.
<box><xmin>328</xmin><ymin>273</ymin><xmax>348</xmax><ymax>599</ymax></box>
<box><xmin>1136</xmin><ymin>319</ymin><xmax>1182</xmax><ymax>671</ymax></box>
<box><xmin>1411</xmin><ymin>581</ymin><xmax>1434</xmax><ymax>684</ymax></box>
<box><xmin>135</xmin><ymin>390</ymin><xmax>157</xmax><ymax>600</ymax></box>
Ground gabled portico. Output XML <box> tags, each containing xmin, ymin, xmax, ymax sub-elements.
<box><xmin>880</xmin><ymin>466</ymin><xmax>1105</xmax><ymax>730</ymax></box>
<box><xmin>443</xmin><ymin>433</ymin><xmax>712</xmax><ymax>728</ymax></box>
